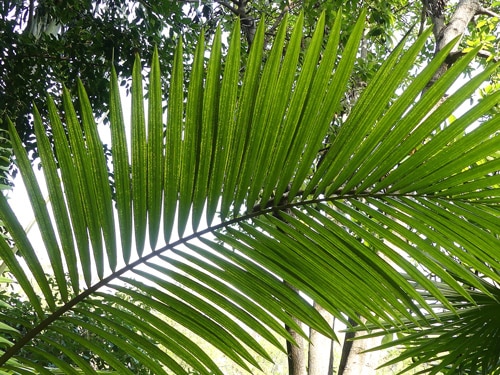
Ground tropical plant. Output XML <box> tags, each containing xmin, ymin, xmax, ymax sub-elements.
<box><xmin>0</xmin><ymin>9</ymin><xmax>499</xmax><ymax>374</ymax></box>
<box><xmin>361</xmin><ymin>274</ymin><xmax>500</xmax><ymax>374</ymax></box>
<box><xmin>0</xmin><ymin>274</ymin><xmax>155</xmax><ymax>374</ymax></box>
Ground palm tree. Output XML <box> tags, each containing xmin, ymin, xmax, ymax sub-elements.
<box><xmin>1</xmin><ymin>10</ymin><xmax>499</xmax><ymax>374</ymax></box>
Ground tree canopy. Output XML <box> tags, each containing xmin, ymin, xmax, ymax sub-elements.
<box><xmin>0</xmin><ymin>0</ymin><xmax>206</xmax><ymax>179</ymax></box>
<box><xmin>1</xmin><ymin>0</ymin><xmax>499</xmax><ymax>185</ymax></box>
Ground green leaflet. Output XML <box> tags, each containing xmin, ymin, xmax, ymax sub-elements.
<box><xmin>33</xmin><ymin>105</ymin><xmax>78</xmax><ymax>296</ymax></box>
<box><xmin>47</xmin><ymin>95</ymin><xmax>92</xmax><ymax>286</ymax></box>
<box><xmin>212</xmin><ymin>20</ymin><xmax>240</xmax><ymax>221</ymax></box>
<box><xmin>195</xmin><ymin>27</ymin><xmax>222</xmax><ymax>229</ymax></box>
<box><xmin>62</xmin><ymin>85</ymin><xmax>105</xmax><ymax>279</ymax></box>
<box><xmin>4</xmin><ymin>119</ymin><xmax>56</xmax><ymax>311</ymax></box>
<box><xmin>164</xmin><ymin>40</ymin><xmax>184</xmax><ymax>243</ymax></box>
<box><xmin>178</xmin><ymin>32</ymin><xmax>205</xmax><ymax>237</ymax></box>
<box><xmin>147</xmin><ymin>47</ymin><xmax>164</xmax><ymax>250</ymax></box>
<box><xmin>77</xmin><ymin>80</ymin><xmax>116</xmax><ymax>270</ymax></box>
<box><xmin>109</xmin><ymin>66</ymin><xmax>132</xmax><ymax>264</ymax></box>
<box><xmin>131</xmin><ymin>54</ymin><xmax>148</xmax><ymax>256</ymax></box>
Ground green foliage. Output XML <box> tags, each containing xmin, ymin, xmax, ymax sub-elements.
<box><xmin>463</xmin><ymin>15</ymin><xmax>499</xmax><ymax>60</ymax></box>
<box><xmin>363</xmin><ymin>276</ymin><xmax>500</xmax><ymax>374</ymax></box>
<box><xmin>0</xmin><ymin>275</ymin><xmax>155</xmax><ymax>374</ymax></box>
<box><xmin>0</xmin><ymin>10</ymin><xmax>499</xmax><ymax>375</ymax></box>
<box><xmin>0</xmin><ymin>0</ymin><xmax>205</xmax><ymax>176</ymax></box>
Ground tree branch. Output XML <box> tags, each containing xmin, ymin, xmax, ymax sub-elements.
<box><xmin>266</xmin><ymin>4</ymin><xmax>290</xmax><ymax>37</ymax></box>
<box><xmin>26</xmin><ymin>0</ymin><xmax>35</xmax><ymax>34</ymax></box>
<box><xmin>476</xmin><ymin>6</ymin><xmax>500</xmax><ymax>18</ymax></box>
<box><xmin>421</xmin><ymin>0</ymin><xmax>485</xmax><ymax>91</ymax></box>
<box><xmin>217</xmin><ymin>0</ymin><xmax>257</xmax><ymax>47</ymax></box>
<box><xmin>477</xmin><ymin>49</ymin><xmax>500</xmax><ymax>62</ymax></box>
<box><xmin>218</xmin><ymin>0</ymin><xmax>240</xmax><ymax>15</ymax></box>
<box><xmin>418</xmin><ymin>1</ymin><xmax>428</xmax><ymax>36</ymax></box>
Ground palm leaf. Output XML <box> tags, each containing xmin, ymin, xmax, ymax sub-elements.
<box><xmin>361</xmin><ymin>276</ymin><xmax>500</xmax><ymax>374</ymax></box>
<box><xmin>0</xmin><ymin>10</ymin><xmax>499</xmax><ymax>374</ymax></box>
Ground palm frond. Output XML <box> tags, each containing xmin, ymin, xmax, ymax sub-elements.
<box><xmin>362</xmin><ymin>276</ymin><xmax>500</xmax><ymax>374</ymax></box>
<box><xmin>0</xmin><ymin>9</ymin><xmax>499</xmax><ymax>374</ymax></box>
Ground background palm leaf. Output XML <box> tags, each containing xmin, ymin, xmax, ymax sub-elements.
<box><xmin>0</xmin><ymin>10</ymin><xmax>499</xmax><ymax>374</ymax></box>
<box><xmin>360</xmin><ymin>275</ymin><xmax>500</xmax><ymax>374</ymax></box>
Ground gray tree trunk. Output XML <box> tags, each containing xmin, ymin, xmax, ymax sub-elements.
<box><xmin>337</xmin><ymin>317</ymin><xmax>380</xmax><ymax>375</ymax></box>
<box><xmin>339</xmin><ymin>334</ymin><xmax>380</xmax><ymax>375</ymax></box>
<box><xmin>423</xmin><ymin>0</ymin><xmax>500</xmax><ymax>85</ymax></box>
<box><xmin>307</xmin><ymin>302</ymin><xmax>334</xmax><ymax>375</ymax></box>
<box><xmin>283</xmin><ymin>281</ymin><xmax>307</xmax><ymax>375</ymax></box>
<box><xmin>286</xmin><ymin>322</ymin><xmax>308</xmax><ymax>375</ymax></box>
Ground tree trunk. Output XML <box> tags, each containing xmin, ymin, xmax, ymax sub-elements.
<box><xmin>285</xmin><ymin>281</ymin><xmax>308</xmax><ymax>375</ymax></box>
<box><xmin>286</xmin><ymin>322</ymin><xmax>308</xmax><ymax>375</ymax></box>
<box><xmin>422</xmin><ymin>0</ymin><xmax>497</xmax><ymax>86</ymax></box>
<box><xmin>307</xmin><ymin>302</ymin><xmax>334</xmax><ymax>375</ymax></box>
<box><xmin>337</xmin><ymin>317</ymin><xmax>356</xmax><ymax>375</ymax></box>
<box><xmin>338</xmin><ymin>317</ymin><xmax>380</xmax><ymax>375</ymax></box>
<box><xmin>339</xmin><ymin>335</ymin><xmax>380</xmax><ymax>375</ymax></box>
